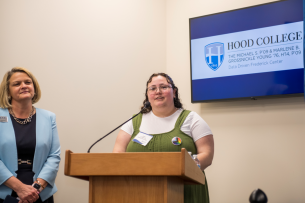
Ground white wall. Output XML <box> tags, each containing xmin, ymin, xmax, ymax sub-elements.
<box><xmin>0</xmin><ymin>0</ymin><xmax>166</xmax><ymax>202</ymax></box>
<box><xmin>166</xmin><ymin>0</ymin><xmax>305</xmax><ymax>203</ymax></box>
<box><xmin>1</xmin><ymin>0</ymin><xmax>305</xmax><ymax>203</ymax></box>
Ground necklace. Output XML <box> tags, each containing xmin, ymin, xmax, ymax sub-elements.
<box><xmin>9</xmin><ymin>106</ymin><xmax>35</xmax><ymax>125</ymax></box>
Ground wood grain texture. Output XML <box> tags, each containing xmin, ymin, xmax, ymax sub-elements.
<box><xmin>64</xmin><ymin>150</ymin><xmax>72</xmax><ymax>175</ymax></box>
<box><xmin>68</xmin><ymin>152</ymin><xmax>182</xmax><ymax>176</ymax></box>
<box><xmin>65</xmin><ymin>150</ymin><xmax>89</xmax><ymax>181</ymax></box>
<box><xmin>90</xmin><ymin>176</ymin><xmax>167</xmax><ymax>203</ymax></box>
<box><xmin>180</xmin><ymin>149</ymin><xmax>185</xmax><ymax>177</ymax></box>
<box><xmin>64</xmin><ymin>149</ymin><xmax>205</xmax><ymax>186</ymax></box>
<box><xmin>89</xmin><ymin>177</ymin><xmax>93</xmax><ymax>203</ymax></box>
<box><xmin>164</xmin><ymin>177</ymin><xmax>184</xmax><ymax>203</ymax></box>
<box><xmin>181</xmin><ymin>149</ymin><xmax>206</xmax><ymax>185</ymax></box>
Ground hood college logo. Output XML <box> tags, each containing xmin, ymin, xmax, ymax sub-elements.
<box><xmin>205</xmin><ymin>42</ymin><xmax>224</xmax><ymax>71</ymax></box>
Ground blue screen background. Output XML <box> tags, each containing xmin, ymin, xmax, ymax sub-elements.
<box><xmin>190</xmin><ymin>0</ymin><xmax>304</xmax><ymax>102</ymax></box>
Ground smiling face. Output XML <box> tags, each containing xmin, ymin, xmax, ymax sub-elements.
<box><xmin>147</xmin><ymin>75</ymin><xmax>176</xmax><ymax>110</ymax></box>
<box><xmin>8</xmin><ymin>72</ymin><xmax>35</xmax><ymax>104</ymax></box>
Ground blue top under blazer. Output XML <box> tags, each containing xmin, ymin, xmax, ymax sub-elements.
<box><xmin>0</xmin><ymin>108</ymin><xmax>61</xmax><ymax>201</ymax></box>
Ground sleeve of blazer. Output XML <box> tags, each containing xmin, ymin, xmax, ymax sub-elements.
<box><xmin>0</xmin><ymin>160</ymin><xmax>13</xmax><ymax>185</ymax></box>
<box><xmin>0</xmin><ymin>109</ymin><xmax>15</xmax><ymax>185</ymax></box>
<box><xmin>37</xmin><ymin>113</ymin><xmax>61</xmax><ymax>187</ymax></box>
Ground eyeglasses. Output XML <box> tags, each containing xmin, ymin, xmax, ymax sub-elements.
<box><xmin>147</xmin><ymin>85</ymin><xmax>172</xmax><ymax>94</ymax></box>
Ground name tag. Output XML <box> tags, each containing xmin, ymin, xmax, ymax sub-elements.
<box><xmin>133</xmin><ymin>132</ymin><xmax>153</xmax><ymax>146</ymax></box>
<box><xmin>0</xmin><ymin>116</ymin><xmax>8</xmax><ymax>123</ymax></box>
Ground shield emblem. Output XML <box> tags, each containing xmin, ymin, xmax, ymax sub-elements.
<box><xmin>205</xmin><ymin>42</ymin><xmax>224</xmax><ymax>71</ymax></box>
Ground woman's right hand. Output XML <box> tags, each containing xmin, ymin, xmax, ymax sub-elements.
<box><xmin>16</xmin><ymin>184</ymin><xmax>39</xmax><ymax>203</ymax></box>
<box><xmin>4</xmin><ymin>177</ymin><xmax>39</xmax><ymax>203</ymax></box>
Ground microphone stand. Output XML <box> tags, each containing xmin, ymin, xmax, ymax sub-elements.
<box><xmin>87</xmin><ymin>102</ymin><xmax>150</xmax><ymax>153</ymax></box>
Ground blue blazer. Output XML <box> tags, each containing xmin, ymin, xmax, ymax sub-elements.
<box><xmin>0</xmin><ymin>108</ymin><xmax>61</xmax><ymax>201</ymax></box>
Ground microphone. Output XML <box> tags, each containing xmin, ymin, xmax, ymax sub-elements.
<box><xmin>87</xmin><ymin>101</ymin><xmax>151</xmax><ymax>153</ymax></box>
<box><xmin>143</xmin><ymin>101</ymin><xmax>151</xmax><ymax>109</ymax></box>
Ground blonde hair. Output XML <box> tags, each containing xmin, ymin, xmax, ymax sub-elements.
<box><xmin>0</xmin><ymin>67</ymin><xmax>41</xmax><ymax>108</ymax></box>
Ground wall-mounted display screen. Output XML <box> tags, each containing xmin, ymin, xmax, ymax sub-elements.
<box><xmin>190</xmin><ymin>0</ymin><xmax>304</xmax><ymax>102</ymax></box>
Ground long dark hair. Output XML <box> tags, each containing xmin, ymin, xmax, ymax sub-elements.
<box><xmin>141</xmin><ymin>73</ymin><xmax>183</xmax><ymax>113</ymax></box>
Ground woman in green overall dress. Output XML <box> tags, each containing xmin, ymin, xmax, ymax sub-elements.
<box><xmin>113</xmin><ymin>73</ymin><xmax>214</xmax><ymax>203</ymax></box>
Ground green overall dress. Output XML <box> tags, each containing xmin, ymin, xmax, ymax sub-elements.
<box><xmin>126</xmin><ymin>110</ymin><xmax>210</xmax><ymax>203</ymax></box>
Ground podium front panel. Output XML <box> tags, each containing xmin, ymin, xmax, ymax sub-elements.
<box><xmin>89</xmin><ymin>176</ymin><xmax>183</xmax><ymax>203</ymax></box>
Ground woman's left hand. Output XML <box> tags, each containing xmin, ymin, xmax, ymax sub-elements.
<box><xmin>195</xmin><ymin>134</ymin><xmax>214</xmax><ymax>170</ymax></box>
<box><xmin>36</xmin><ymin>178</ymin><xmax>48</xmax><ymax>191</ymax></box>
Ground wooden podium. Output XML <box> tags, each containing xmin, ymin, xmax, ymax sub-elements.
<box><xmin>64</xmin><ymin>148</ymin><xmax>205</xmax><ymax>203</ymax></box>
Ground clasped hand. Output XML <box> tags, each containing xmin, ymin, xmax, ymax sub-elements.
<box><xmin>16</xmin><ymin>184</ymin><xmax>39</xmax><ymax>203</ymax></box>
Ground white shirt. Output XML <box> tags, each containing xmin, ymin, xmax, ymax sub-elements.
<box><xmin>121</xmin><ymin>109</ymin><xmax>212</xmax><ymax>142</ymax></box>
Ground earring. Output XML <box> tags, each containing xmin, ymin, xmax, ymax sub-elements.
<box><xmin>8</xmin><ymin>95</ymin><xmax>11</xmax><ymax>100</ymax></box>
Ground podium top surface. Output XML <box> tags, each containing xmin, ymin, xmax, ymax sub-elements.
<box><xmin>64</xmin><ymin>148</ymin><xmax>205</xmax><ymax>185</ymax></box>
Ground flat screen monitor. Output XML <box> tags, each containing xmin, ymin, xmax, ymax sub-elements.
<box><xmin>190</xmin><ymin>0</ymin><xmax>304</xmax><ymax>102</ymax></box>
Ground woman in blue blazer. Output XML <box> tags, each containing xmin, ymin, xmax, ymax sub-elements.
<box><xmin>0</xmin><ymin>67</ymin><xmax>61</xmax><ymax>203</ymax></box>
